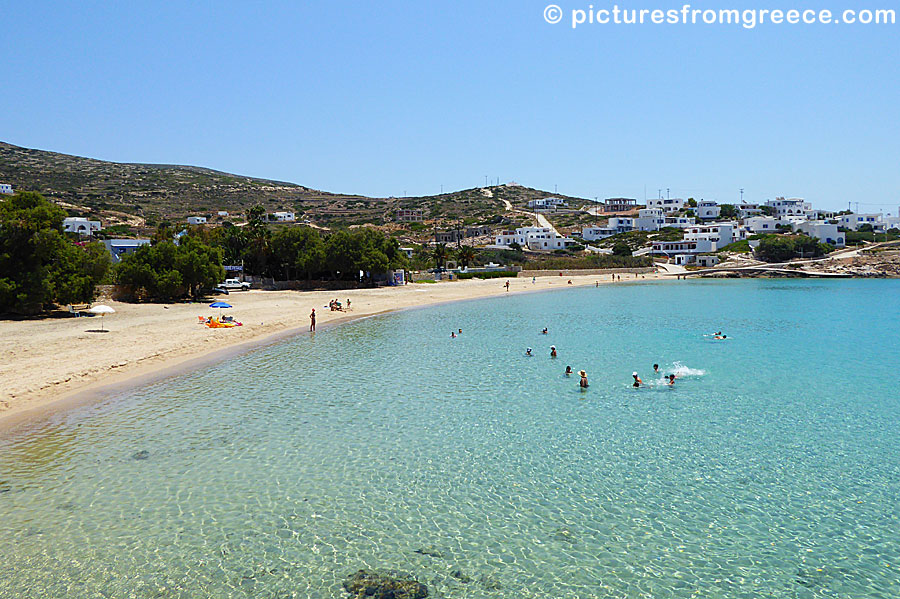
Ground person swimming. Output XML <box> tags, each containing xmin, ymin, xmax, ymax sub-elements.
<box><xmin>458</xmin><ymin>328</ymin><xmax>462</xmax><ymax>334</ymax></box>
<box><xmin>667</xmin><ymin>374</ymin><xmax>676</xmax><ymax>386</ymax></box>
<box><xmin>579</xmin><ymin>370</ymin><xmax>589</xmax><ymax>388</ymax></box>
<box><xmin>632</xmin><ymin>372</ymin><xmax>642</xmax><ymax>388</ymax></box>
<box><xmin>451</xmin><ymin>332</ymin><xmax>456</xmax><ymax>338</ymax></box>
<box><xmin>714</xmin><ymin>334</ymin><xmax>727</xmax><ymax>340</ymax></box>
<box><xmin>542</xmin><ymin>328</ymin><xmax>548</xmax><ymax>335</ymax></box>
<box><xmin>565</xmin><ymin>366</ymin><xmax>573</xmax><ymax>376</ymax></box>
<box><xmin>653</xmin><ymin>363</ymin><xmax>659</xmax><ymax>374</ymax></box>
<box><xmin>550</xmin><ymin>345</ymin><xmax>557</xmax><ymax>358</ymax></box>
<box><xmin>525</xmin><ymin>347</ymin><xmax>533</xmax><ymax>356</ymax></box>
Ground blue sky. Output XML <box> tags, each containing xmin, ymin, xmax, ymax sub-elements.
<box><xmin>2</xmin><ymin>1</ymin><xmax>898</xmax><ymax>211</ymax></box>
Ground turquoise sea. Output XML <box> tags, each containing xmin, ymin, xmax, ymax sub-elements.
<box><xmin>1</xmin><ymin>279</ymin><xmax>900</xmax><ymax>598</ymax></box>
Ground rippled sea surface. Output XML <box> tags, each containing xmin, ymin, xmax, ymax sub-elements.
<box><xmin>2</xmin><ymin>279</ymin><xmax>900</xmax><ymax>598</ymax></box>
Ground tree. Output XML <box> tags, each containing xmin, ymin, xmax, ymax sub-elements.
<box><xmin>0</xmin><ymin>191</ymin><xmax>110</xmax><ymax>315</ymax></box>
<box><xmin>858</xmin><ymin>223</ymin><xmax>874</xmax><ymax>233</ymax></box>
<box><xmin>457</xmin><ymin>244</ymin><xmax>477</xmax><ymax>268</ymax></box>
<box><xmin>687</xmin><ymin>198</ymin><xmax>697</xmax><ymax>208</ymax></box>
<box><xmin>719</xmin><ymin>204</ymin><xmax>737</xmax><ymax>219</ymax></box>
<box><xmin>432</xmin><ymin>243</ymin><xmax>449</xmax><ymax>270</ymax></box>
<box><xmin>612</xmin><ymin>241</ymin><xmax>632</xmax><ymax>257</ymax></box>
<box><xmin>114</xmin><ymin>235</ymin><xmax>223</xmax><ymax>301</ymax></box>
<box><xmin>270</xmin><ymin>227</ymin><xmax>325</xmax><ymax>280</ymax></box>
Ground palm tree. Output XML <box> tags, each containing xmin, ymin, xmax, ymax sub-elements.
<box><xmin>457</xmin><ymin>244</ymin><xmax>476</xmax><ymax>268</ymax></box>
<box><xmin>432</xmin><ymin>243</ymin><xmax>448</xmax><ymax>271</ymax></box>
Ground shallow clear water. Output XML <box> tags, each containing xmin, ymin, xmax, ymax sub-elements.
<box><xmin>2</xmin><ymin>279</ymin><xmax>900</xmax><ymax>598</ymax></box>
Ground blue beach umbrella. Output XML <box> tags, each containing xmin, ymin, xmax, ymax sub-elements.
<box><xmin>209</xmin><ymin>301</ymin><xmax>232</xmax><ymax>318</ymax></box>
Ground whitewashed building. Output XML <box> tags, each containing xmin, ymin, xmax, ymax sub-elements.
<box><xmin>766</xmin><ymin>198</ymin><xmax>811</xmax><ymax>217</ymax></box>
<box><xmin>270</xmin><ymin>211</ymin><xmax>296</xmax><ymax>222</ymax></box>
<box><xmin>683</xmin><ymin>223</ymin><xmax>743</xmax><ymax>249</ymax></box>
<box><xmin>103</xmin><ymin>239</ymin><xmax>151</xmax><ymax>263</ymax></box>
<box><xmin>696</xmin><ymin>200</ymin><xmax>721</xmax><ymax>220</ymax></box>
<box><xmin>744</xmin><ymin>216</ymin><xmax>780</xmax><ymax>234</ymax></box>
<box><xmin>0</xmin><ymin>183</ymin><xmax>13</xmax><ymax>195</ymax></box>
<box><xmin>794</xmin><ymin>222</ymin><xmax>845</xmax><ymax>248</ymax></box>
<box><xmin>634</xmin><ymin>208</ymin><xmax>666</xmax><ymax>231</ymax></box>
<box><xmin>664</xmin><ymin>215</ymin><xmax>696</xmax><ymax>228</ymax></box>
<box><xmin>187</xmin><ymin>216</ymin><xmax>208</xmax><ymax>225</ymax></box>
<box><xmin>63</xmin><ymin>217</ymin><xmax>102</xmax><ymax>236</ymax></box>
<box><xmin>838</xmin><ymin>213</ymin><xmax>882</xmax><ymax>231</ymax></box>
<box><xmin>495</xmin><ymin>227</ymin><xmax>575</xmax><ymax>250</ymax></box>
<box><xmin>646</xmin><ymin>197</ymin><xmax>685</xmax><ymax>213</ymax></box>
<box><xmin>651</xmin><ymin>239</ymin><xmax>716</xmax><ymax>264</ymax></box>
<box><xmin>217</xmin><ymin>211</ymin><xmax>229</xmax><ymax>217</ymax></box>
<box><xmin>737</xmin><ymin>203</ymin><xmax>762</xmax><ymax>218</ymax></box>
<box><xmin>527</xmin><ymin>197</ymin><xmax>568</xmax><ymax>210</ymax></box>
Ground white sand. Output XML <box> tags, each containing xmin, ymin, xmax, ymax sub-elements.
<box><xmin>0</xmin><ymin>273</ymin><xmax>668</xmax><ymax>426</ymax></box>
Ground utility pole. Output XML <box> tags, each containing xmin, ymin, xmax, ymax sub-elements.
<box><xmin>667</xmin><ymin>188</ymin><xmax>670</xmax><ymax>201</ymax></box>
<box><xmin>740</xmin><ymin>188</ymin><xmax>744</xmax><ymax>203</ymax></box>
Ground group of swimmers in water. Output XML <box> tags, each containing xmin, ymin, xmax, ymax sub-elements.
<box><xmin>454</xmin><ymin>324</ymin><xmax>717</xmax><ymax>390</ymax></box>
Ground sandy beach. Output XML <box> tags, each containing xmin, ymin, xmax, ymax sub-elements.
<box><xmin>0</xmin><ymin>273</ymin><xmax>669</xmax><ymax>428</ymax></box>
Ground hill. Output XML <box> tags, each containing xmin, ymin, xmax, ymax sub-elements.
<box><xmin>0</xmin><ymin>141</ymin><xmax>594</xmax><ymax>231</ymax></box>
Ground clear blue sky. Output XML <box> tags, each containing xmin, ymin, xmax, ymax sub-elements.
<box><xmin>2</xmin><ymin>0</ymin><xmax>898</xmax><ymax>211</ymax></box>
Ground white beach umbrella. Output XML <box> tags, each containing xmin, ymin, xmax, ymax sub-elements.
<box><xmin>88</xmin><ymin>304</ymin><xmax>116</xmax><ymax>332</ymax></box>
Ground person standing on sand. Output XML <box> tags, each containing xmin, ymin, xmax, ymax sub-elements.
<box><xmin>309</xmin><ymin>308</ymin><xmax>316</xmax><ymax>332</ymax></box>
<box><xmin>505</xmin><ymin>281</ymin><xmax>510</xmax><ymax>292</ymax></box>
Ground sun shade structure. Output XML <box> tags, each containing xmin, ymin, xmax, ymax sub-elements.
<box><xmin>88</xmin><ymin>304</ymin><xmax>116</xmax><ymax>332</ymax></box>
<box><xmin>209</xmin><ymin>301</ymin><xmax>233</xmax><ymax>319</ymax></box>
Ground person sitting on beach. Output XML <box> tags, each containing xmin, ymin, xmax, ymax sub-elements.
<box><xmin>525</xmin><ymin>347</ymin><xmax>533</xmax><ymax>357</ymax></box>
<box><xmin>579</xmin><ymin>370</ymin><xmax>589</xmax><ymax>388</ymax></box>
<box><xmin>632</xmin><ymin>372</ymin><xmax>642</xmax><ymax>388</ymax></box>
<box><xmin>550</xmin><ymin>345</ymin><xmax>557</xmax><ymax>358</ymax></box>
<box><xmin>565</xmin><ymin>366</ymin><xmax>573</xmax><ymax>376</ymax></box>
<box><xmin>567</xmin><ymin>280</ymin><xmax>573</xmax><ymax>285</ymax></box>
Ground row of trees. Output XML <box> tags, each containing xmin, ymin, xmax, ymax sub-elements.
<box><xmin>0</xmin><ymin>192</ymin><xmax>111</xmax><ymax>315</ymax></box>
<box><xmin>755</xmin><ymin>235</ymin><xmax>833</xmax><ymax>263</ymax></box>
<box><xmin>114</xmin><ymin>210</ymin><xmax>408</xmax><ymax>300</ymax></box>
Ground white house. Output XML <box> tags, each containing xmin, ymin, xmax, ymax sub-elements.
<box><xmin>634</xmin><ymin>208</ymin><xmax>666</xmax><ymax>231</ymax></box>
<box><xmin>696</xmin><ymin>201</ymin><xmax>721</xmax><ymax>220</ymax></box>
<box><xmin>838</xmin><ymin>213</ymin><xmax>882</xmax><ymax>231</ymax></box>
<box><xmin>527</xmin><ymin>197</ymin><xmax>568</xmax><ymax>210</ymax></box>
<box><xmin>63</xmin><ymin>217</ymin><xmax>102</xmax><ymax>236</ymax></box>
<box><xmin>270</xmin><ymin>211</ymin><xmax>296</xmax><ymax>222</ymax></box>
<box><xmin>0</xmin><ymin>183</ymin><xmax>13</xmax><ymax>195</ymax></box>
<box><xmin>581</xmin><ymin>226</ymin><xmax>618</xmax><ymax>242</ymax></box>
<box><xmin>651</xmin><ymin>239</ymin><xmax>716</xmax><ymax>263</ymax></box>
<box><xmin>187</xmin><ymin>216</ymin><xmax>208</xmax><ymax>225</ymax></box>
<box><xmin>495</xmin><ymin>227</ymin><xmax>575</xmax><ymax>250</ymax></box>
<box><xmin>399</xmin><ymin>247</ymin><xmax>415</xmax><ymax>259</ymax></box>
<box><xmin>646</xmin><ymin>197</ymin><xmax>685</xmax><ymax>213</ymax></box>
<box><xmin>737</xmin><ymin>203</ymin><xmax>762</xmax><ymax>218</ymax></box>
<box><xmin>744</xmin><ymin>216</ymin><xmax>779</xmax><ymax>234</ymax></box>
<box><xmin>683</xmin><ymin>223</ymin><xmax>743</xmax><ymax>249</ymax></box>
<box><xmin>664</xmin><ymin>215</ymin><xmax>696</xmax><ymax>228</ymax></box>
<box><xmin>103</xmin><ymin>239</ymin><xmax>151</xmax><ymax>263</ymax></box>
<box><xmin>766</xmin><ymin>198</ymin><xmax>811</xmax><ymax>217</ymax></box>
<box><xmin>217</xmin><ymin>210</ymin><xmax>229</xmax><ymax>217</ymax></box>
<box><xmin>794</xmin><ymin>222</ymin><xmax>845</xmax><ymax>248</ymax></box>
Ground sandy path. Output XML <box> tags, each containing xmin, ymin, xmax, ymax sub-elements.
<box><xmin>0</xmin><ymin>273</ymin><xmax>668</xmax><ymax>427</ymax></box>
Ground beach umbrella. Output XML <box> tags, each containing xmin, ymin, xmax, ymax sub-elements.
<box><xmin>209</xmin><ymin>301</ymin><xmax>232</xmax><ymax>318</ymax></box>
<box><xmin>88</xmin><ymin>304</ymin><xmax>115</xmax><ymax>332</ymax></box>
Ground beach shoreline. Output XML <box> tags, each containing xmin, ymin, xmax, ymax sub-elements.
<box><xmin>0</xmin><ymin>273</ymin><xmax>671</xmax><ymax>432</ymax></box>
